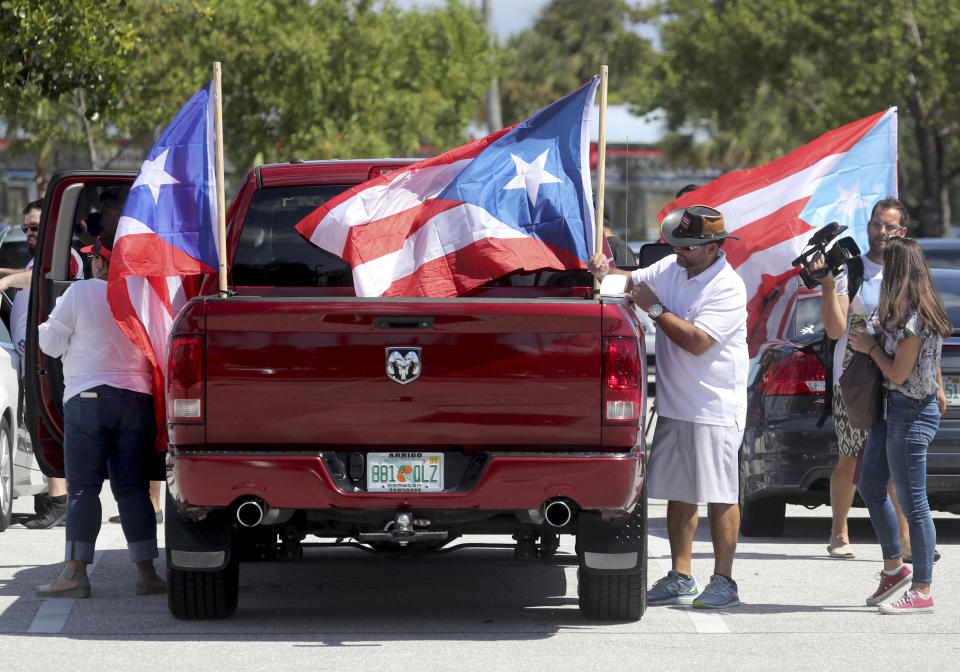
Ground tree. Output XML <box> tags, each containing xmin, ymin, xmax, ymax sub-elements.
<box><xmin>642</xmin><ymin>0</ymin><xmax>960</xmax><ymax>236</ymax></box>
<box><xmin>2</xmin><ymin>0</ymin><xmax>496</xmax><ymax>195</ymax></box>
<box><xmin>498</xmin><ymin>0</ymin><xmax>656</xmax><ymax>125</ymax></box>
<box><xmin>109</xmin><ymin>0</ymin><xmax>496</xmax><ymax>174</ymax></box>
<box><xmin>1</xmin><ymin>0</ymin><xmax>138</xmax><ymax>191</ymax></box>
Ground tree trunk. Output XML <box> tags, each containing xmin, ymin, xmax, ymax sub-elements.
<box><xmin>482</xmin><ymin>0</ymin><xmax>503</xmax><ymax>132</ymax></box>
<box><xmin>77</xmin><ymin>88</ymin><xmax>101</xmax><ymax>170</ymax></box>
<box><xmin>903</xmin><ymin>11</ymin><xmax>949</xmax><ymax>237</ymax></box>
<box><xmin>905</xmin><ymin>80</ymin><xmax>946</xmax><ymax>237</ymax></box>
<box><xmin>35</xmin><ymin>140</ymin><xmax>53</xmax><ymax>200</ymax></box>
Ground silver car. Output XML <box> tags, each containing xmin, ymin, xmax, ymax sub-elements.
<box><xmin>0</xmin><ymin>226</ymin><xmax>46</xmax><ymax>532</ymax></box>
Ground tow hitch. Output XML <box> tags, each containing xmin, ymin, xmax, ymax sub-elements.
<box><xmin>357</xmin><ymin>512</ymin><xmax>449</xmax><ymax>547</ymax></box>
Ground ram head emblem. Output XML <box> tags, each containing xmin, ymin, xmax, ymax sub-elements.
<box><xmin>385</xmin><ymin>347</ymin><xmax>422</xmax><ymax>384</ymax></box>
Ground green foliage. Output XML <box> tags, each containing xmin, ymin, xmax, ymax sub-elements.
<box><xmin>644</xmin><ymin>0</ymin><xmax>960</xmax><ymax>234</ymax></box>
<box><xmin>498</xmin><ymin>0</ymin><xmax>656</xmax><ymax>124</ymax></box>
<box><xmin>0</xmin><ymin>0</ymin><xmax>137</xmax><ymax>118</ymax></box>
<box><xmin>2</xmin><ymin>0</ymin><xmax>495</xmax><ymax>185</ymax></box>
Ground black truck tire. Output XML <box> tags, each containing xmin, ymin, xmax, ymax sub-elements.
<box><xmin>576</xmin><ymin>497</ymin><xmax>647</xmax><ymax>621</ymax></box>
<box><xmin>164</xmin><ymin>490</ymin><xmax>238</xmax><ymax>619</ymax></box>
<box><xmin>167</xmin><ymin>559</ymin><xmax>239</xmax><ymax>620</ymax></box>
<box><xmin>578</xmin><ymin>565</ymin><xmax>646</xmax><ymax>620</ymax></box>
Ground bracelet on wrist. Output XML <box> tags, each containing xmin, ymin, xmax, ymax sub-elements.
<box><xmin>868</xmin><ymin>344</ymin><xmax>878</xmax><ymax>357</ymax></box>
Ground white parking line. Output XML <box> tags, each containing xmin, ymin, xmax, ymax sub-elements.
<box><xmin>27</xmin><ymin>530</ymin><xmax>119</xmax><ymax>634</ymax></box>
<box><xmin>648</xmin><ymin>529</ymin><xmax>730</xmax><ymax>634</ymax></box>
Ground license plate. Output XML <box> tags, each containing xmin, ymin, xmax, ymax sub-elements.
<box><xmin>945</xmin><ymin>375</ymin><xmax>960</xmax><ymax>406</ymax></box>
<box><xmin>366</xmin><ymin>452</ymin><xmax>444</xmax><ymax>492</ymax></box>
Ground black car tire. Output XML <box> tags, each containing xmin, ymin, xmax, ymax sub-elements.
<box><xmin>740</xmin><ymin>494</ymin><xmax>786</xmax><ymax>537</ymax></box>
<box><xmin>0</xmin><ymin>419</ymin><xmax>12</xmax><ymax>532</ymax></box>
<box><xmin>167</xmin><ymin>559</ymin><xmax>239</xmax><ymax>620</ymax></box>
<box><xmin>738</xmin><ymin>445</ymin><xmax>787</xmax><ymax>537</ymax></box>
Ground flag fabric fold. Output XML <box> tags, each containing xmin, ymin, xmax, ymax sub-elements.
<box><xmin>108</xmin><ymin>81</ymin><xmax>220</xmax><ymax>451</ymax></box>
<box><xmin>658</xmin><ymin>109</ymin><xmax>898</xmax><ymax>355</ymax></box>
<box><xmin>296</xmin><ymin>79</ymin><xmax>600</xmax><ymax>297</ymax></box>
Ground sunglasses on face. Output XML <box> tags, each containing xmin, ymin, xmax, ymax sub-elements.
<box><xmin>674</xmin><ymin>241</ymin><xmax>711</xmax><ymax>251</ymax></box>
<box><xmin>868</xmin><ymin>219</ymin><xmax>902</xmax><ymax>233</ymax></box>
<box><xmin>21</xmin><ymin>224</ymin><xmax>39</xmax><ymax>232</ymax></box>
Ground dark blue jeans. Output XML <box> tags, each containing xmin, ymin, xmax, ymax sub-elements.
<box><xmin>857</xmin><ymin>390</ymin><xmax>939</xmax><ymax>585</ymax></box>
<box><xmin>63</xmin><ymin>385</ymin><xmax>158</xmax><ymax>564</ymax></box>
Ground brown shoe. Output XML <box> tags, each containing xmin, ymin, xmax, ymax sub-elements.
<box><xmin>36</xmin><ymin>569</ymin><xmax>91</xmax><ymax>598</ymax></box>
<box><xmin>135</xmin><ymin>572</ymin><xmax>167</xmax><ymax>595</ymax></box>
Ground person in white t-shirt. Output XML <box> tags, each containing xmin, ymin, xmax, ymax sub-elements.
<box><xmin>810</xmin><ymin>198</ymin><xmax>942</xmax><ymax>563</ymax></box>
<box><xmin>33</xmin><ymin>237</ymin><xmax>165</xmax><ymax>599</ymax></box>
<box><xmin>589</xmin><ymin>205</ymin><xmax>748</xmax><ymax>610</ymax></box>
<box><xmin>0</xmin><ymin>200</ymin><xmax>84</xmax><ymax>529</ymax></box>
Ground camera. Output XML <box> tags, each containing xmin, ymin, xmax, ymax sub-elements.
<box><xmin>791</xmin><ymin>222</ymin><xmax>861</xmax><ymax>289</ymax></box>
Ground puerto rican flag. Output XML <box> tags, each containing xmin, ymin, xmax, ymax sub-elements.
<box><xmin>296</xmin><ymin>79</ymin><xmax>599</xmax><ymax>296</ymax></box>
<box><xmin>108</xmin><ymin>81</ymin><xmax>219</xmax><ymax>450</ymax></box>
<box><xmin>659</xmin><ymin>108</ymin><xmax>898</xmax><ymax>356</ymax></box>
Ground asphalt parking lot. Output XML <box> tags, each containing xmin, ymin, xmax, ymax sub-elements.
<box><xmin>1</xmin><ymin>489</ymin><xmax>958</xmax><ymax>672</ymax></box>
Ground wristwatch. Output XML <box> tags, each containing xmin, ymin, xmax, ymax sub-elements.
<box><xmin>648</xmin><ymin>303</ymin><xmax>666</xmax><ymax>320</ymax></box>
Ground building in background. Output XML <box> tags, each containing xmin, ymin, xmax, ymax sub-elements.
<box><xmin>589</xmin><ymin>104</ymin><xmax>715</xmax><ymax>246</ymax></box>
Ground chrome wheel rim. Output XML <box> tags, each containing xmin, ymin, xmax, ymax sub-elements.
<box><xmin>0</xmin><ymin>429</ymin><xmax>11</xmax><ymax>518</ymax></box>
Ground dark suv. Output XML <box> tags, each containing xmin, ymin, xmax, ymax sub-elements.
<box><xmin>739</xmin><ymin>270</ymin><xmax>960</xmax><ymax>536</ymax></box>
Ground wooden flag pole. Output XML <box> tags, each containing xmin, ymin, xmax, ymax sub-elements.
<box><xmin>594</xmin><ymin>65</ymin><xmax>609</xmax><ymax>292</ymax></box>
<box><xmin>213</xmin><ymin>62</ymin><xmax>229</xmax><ymax>297</ymax></box>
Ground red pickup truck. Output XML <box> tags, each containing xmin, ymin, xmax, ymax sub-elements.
<box><xmin>28</xmin><ymin>160</ymin><xmax>648</xmax><ymax>621</ymax></box>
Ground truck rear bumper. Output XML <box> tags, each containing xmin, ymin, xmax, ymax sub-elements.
<box><xmin>168</xmin><ymin>451</ymin><xmax>645</xmax><ymax>515</ymax></box>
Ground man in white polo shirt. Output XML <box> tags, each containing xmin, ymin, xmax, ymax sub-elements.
<box><xmin>588</xmin><ymin>205</ymin><xmax>748</xmax><ymax>609</ymax></box>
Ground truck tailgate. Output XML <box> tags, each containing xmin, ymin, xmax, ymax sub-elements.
<box><xmin>202</xmin><ymin>297</ymin><xmax>618</xmax><ymax>450</ymax></box>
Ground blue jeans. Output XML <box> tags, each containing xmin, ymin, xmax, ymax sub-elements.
<box><xmin>857</xmin><ymin>390</ymin><xmax>939</xmax><ymax>585</ymax></box>
<box><xmin>63</xmin><ymin>385</ymin><xmax>158</xmax><ymax>564</ymax></box>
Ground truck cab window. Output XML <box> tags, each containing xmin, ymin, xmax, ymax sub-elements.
<box><xmin>232</xmin><ymin>185</ymin><xmax>353</xmax><ymax>288</ymax></box>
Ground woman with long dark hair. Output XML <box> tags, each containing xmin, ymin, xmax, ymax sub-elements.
<box><xmin>849</xmin><ymin>237</ymin><xmax>951</xmax><ymax>614</ymax></box>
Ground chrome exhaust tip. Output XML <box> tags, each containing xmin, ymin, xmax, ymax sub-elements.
<box><xmin>236</xmin><ymin>498</ymin><xmax>266</xmax><ymax>528</ymax></box>
<box><xmin>543</xmin><ymin>499</ymin><xmax>575</xmax><ymax>528</ymax></box>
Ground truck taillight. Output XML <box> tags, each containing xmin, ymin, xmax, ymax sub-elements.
<box><xmin>758</xmin><ymin>351</ymin><xmax>825</xmax><ymax>396</ymax></box>
<box><xmin>604</xmin><ymin>337</ymin><xmax>641</xmax><ymax>423</ymax></box>
<box><xmin>168</xmin><ymin>334</ymin><xmax>204</xmax><ymax>422</ymax></box>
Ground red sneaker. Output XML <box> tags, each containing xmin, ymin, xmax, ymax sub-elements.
<box><xmin>865</xmin><ymin>566</ymin><xmax>912</xmax><ymax>606</ymax></box>
<box><xmin>878</xmin><ymin>589</ymin><xmax>934</xmax><ymax>614</ymax></box>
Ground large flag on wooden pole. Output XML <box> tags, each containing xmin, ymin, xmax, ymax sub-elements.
<box><xmin>108</xmin><ymin>69</ymin><xmax>224</xmax><ymax>450</ymax></box>
<box><xmin>296</xmin><ymin>79</ymin><xmax>601</xmax><ymax>297</ymax></box>
<box><xmin>658</xmin><ymin>109</ymin><xmax>898</xmax><ymax>355</ymax></box>
<box><xmin>593</xmin><ymin>64</ymin><xmax>609</xmax><ymax>291</ymax></box>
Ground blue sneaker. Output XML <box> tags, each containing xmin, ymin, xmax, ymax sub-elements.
<box><xmin>647</xmin><ymin>570</ymin><xmax>699</xmax><ymax>605</ymax></box>
<box><xmin>692</xmin><ymin>574</ymin><xmax>741</xmax><ymax>609</ymax></box>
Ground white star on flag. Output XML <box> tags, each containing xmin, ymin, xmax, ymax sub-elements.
<box><xmin>835</xmin><ymin>182</ymin><xmax>871</xmax><ymax>221</ymax></box>
<box><xmin>503</xmin><ymin>149</ymin><xmax>562</xmax><ymax>206</ymax></box>
<box><xmin>131</xmin><ymin>148</ymin><xmax>180</xmax><ymax>205</ymax></box>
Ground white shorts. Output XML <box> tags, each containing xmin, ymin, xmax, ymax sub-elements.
<box><xmin>647</xmin><ymin>416</ymin><xmax>743</xmax><ymax>504</ymax></box>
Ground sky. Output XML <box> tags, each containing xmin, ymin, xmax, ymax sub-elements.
<box><xmin>394</xmin><ymin>0</ymin><xmax>666</xmax><ymax>142</ymax></box>
<box><xmin>394</xmin><ymin>0</ymin><xmax>548</xmax><ymax>40</ymax></box>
